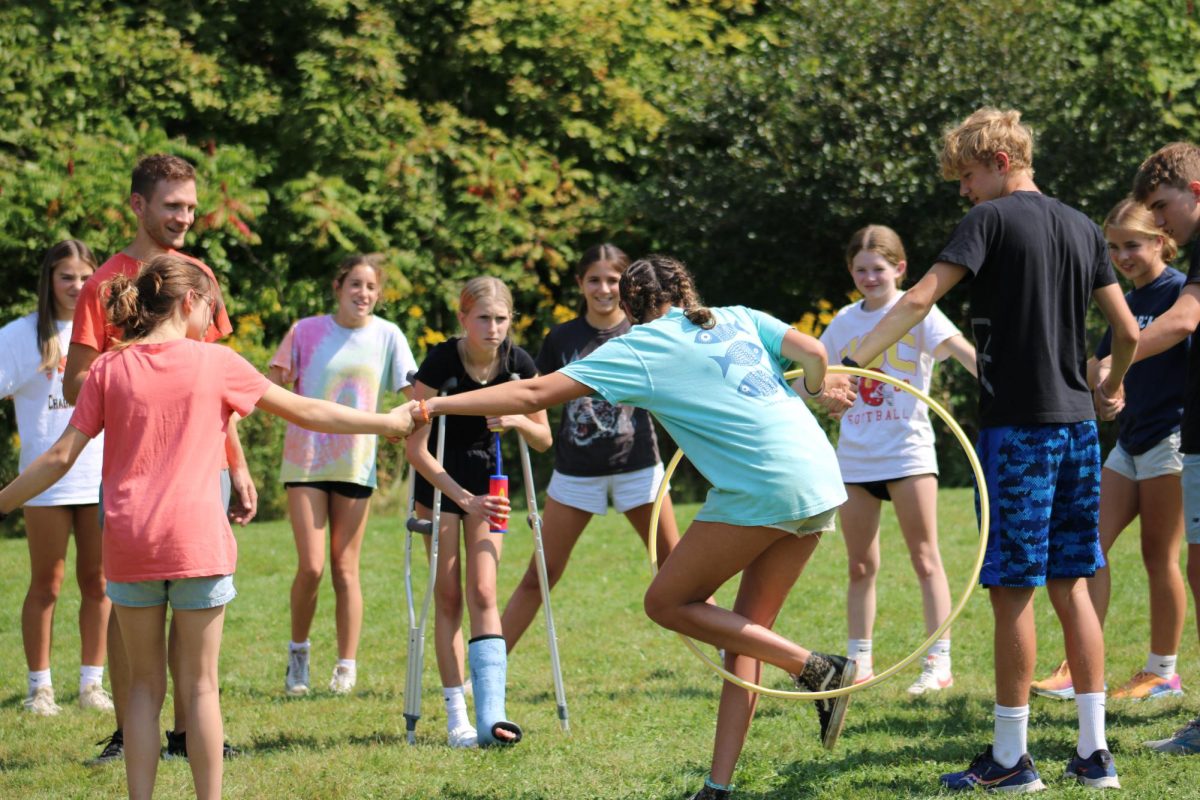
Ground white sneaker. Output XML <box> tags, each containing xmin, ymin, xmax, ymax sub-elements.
<box><xmin>79</xmin><ymin>681</ymin><xmax>115</xmax><ymax>712</ymax></box>
<box><xmin>907</xmin><ymin>656</ymin><xmax>953</xmax><ymax>696</ymax></box>
<box><xmin>329</xmin><ymin>665</ymin><xmax>356</xmax><ymax>695</ymax></box>
<box><xmin>448</xmin><ymin>724</ymin><xmax>478</xmax><ymax>748</ymax></box>
<box><xmin>285</xmin><ymin>647</ymin><xmax>310</xmax><ymax>696</ymax></box>
<box><xmin>23</xmin><ymin>685</ymin><xmax>62</xmax><ymax>716</ymax></box>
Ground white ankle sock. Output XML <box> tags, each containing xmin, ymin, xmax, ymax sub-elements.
<box><xmin>28</xmin><ymin>669</ymin><xmax>51</xmax><ymax>693</ymax></box>
<box><xmin>1146</xmin><ymin>652</ymin><xmax>1177</xmax><ymax>679</ymax></box>
<box><xmin>79</xmin><ymin>665</ymin><xmax>104</xmax><ymax>690</ymax></box>
<box><xmin>848</xmin><ymin>638</ymin><xmax>873</xmax><ymax>674</ymax></box>
<box><xmin>290</xmin><ymin>640</ymin><xmax>310</xmax><ymax>653</ymax></box>
<box><xmin>993</xmin><ymin>704</ymin><xmax>1029</xmax><ymax>768</ymax></box>
<box><xmin>927</xmin><ymin>639</ymin><xmax>952</xmax><ymax>672</ymax></box>
<box><xmin>444</xmin><ymin>685</ymin><xmax>470</xmax><ymax>731</ymax></box>
<box><xmin>336</xmin><ymin>658</ymin><xmax>356</xmax><ymax>674</ymax></box>
<box><xmin>1076</xmin><ymin>691</ymin><xmax>1108</xmax><ymax>758</ymax></box>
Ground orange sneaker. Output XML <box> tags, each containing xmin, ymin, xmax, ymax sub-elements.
<box><xmin>1031</xmin><ymin>659</ymin><xmax>1074</xmax><ymax>700</ymax></box>
<box><xmin>1111</xmin><ymin>670</ymin><xmax>1183</xmax><ymax>700</ymax></box>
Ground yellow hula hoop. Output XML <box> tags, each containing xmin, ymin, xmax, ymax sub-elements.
<box><xmin>647</xmin><ymin>365</ymin><xmax>989</xmax><ymax>700</ymax></box>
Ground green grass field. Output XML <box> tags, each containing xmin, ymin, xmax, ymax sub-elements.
<box><xmin>2</xmin><ymin>489</ymin><xmax>1200</xmax><ymax>798</ymax></box>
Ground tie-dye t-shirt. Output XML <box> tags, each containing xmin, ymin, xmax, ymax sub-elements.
<box><xmin>271</xmin><ymin>315</ymin><xmax>416</xmax><ymax>487</ymax></box>
<box><xmin>559</xmin><ymin>306</ymin><xmax>846</xmax><ymax>526</ymax></box>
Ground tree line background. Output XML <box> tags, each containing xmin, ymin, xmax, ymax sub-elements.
<box><xmin>2</xmin><ymin>0</ymin><xmax>1198</xmax><ymax>526</ymax></box>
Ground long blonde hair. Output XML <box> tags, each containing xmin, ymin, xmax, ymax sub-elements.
<box><xmin>37</xmin><ymin>240</ymin><xmax>98</xmax><ymax>373</ymax></box>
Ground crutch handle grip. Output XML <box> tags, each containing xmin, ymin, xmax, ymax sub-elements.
<box><xmin>406</xmin><ymin>518</ymin><xmax>433</xmax><ymax>535</ymax></box>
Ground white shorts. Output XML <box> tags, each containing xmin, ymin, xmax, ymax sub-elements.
<box><xmin>546</xmin><ymin>463</ymin><xmax>666</xmax><ymax>516</ymax></box>
<box><xmin>766</xmin><ymin>508</ymin><xmax>838</xmax><ymax>537</ymax></box>
<box><xmin>1104</xmin><ymin>432</ymin><xmax>1183</xmax><ymax>482</ymax></box>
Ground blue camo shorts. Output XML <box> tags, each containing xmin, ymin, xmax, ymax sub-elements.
<box><xmin>975</xmin><ymin>422</ymin><xmax>1104</xmax><ymax>588</ymax></box>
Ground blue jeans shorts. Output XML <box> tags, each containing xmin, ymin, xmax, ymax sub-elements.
<box><xmin>106</xmin><ymin>574</ymin><xmax>236</xmax><ymax>610</ymax></box>
<box><xmin>975</xmin><ymin>423</ymin><xmax>1104</xmax><ymax>587</ymax></box>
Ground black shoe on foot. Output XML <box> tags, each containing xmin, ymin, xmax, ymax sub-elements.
<box><xmin>163</xmin><ymin>729</ymin><xmax>241</xmax><ymax>761</ymax></box>
<box><xmin>794</xmin><ymin>652</ymin><xmax>857</xmax><ymax>750</ymax></box>
<box><xmin>688</xmin><ymin>785</ymin><xmax>731</xmax><ymax>800</ymax></box>
<box><xmin>86</xmin><ymin>729</ymin><xmax>124</xmax><ymax>766</ymax></box>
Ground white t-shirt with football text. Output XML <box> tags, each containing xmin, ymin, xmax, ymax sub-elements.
<box><xmin>819</xmin><ymin>294</ymin><xmax>962</xmax><ymax>483</ymax></box>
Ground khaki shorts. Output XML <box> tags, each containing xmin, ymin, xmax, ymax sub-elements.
<box><xmin>1103</xmin><ymin>432</ymin><xmax>1182</xmax><ymax>482</ymax></box>
<box><xmin>766</xmin><ymin>508</ymin><xmax>838</xmax><ymax>537</ymax></box>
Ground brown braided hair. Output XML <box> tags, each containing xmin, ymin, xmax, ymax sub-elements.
<box><xmin>618</xmin><ymin>254</ymin><xmax>714</xmax><ymax>328</ymax></box>
<box><xmin>105</xmin><ymin>254</ymin><xmax>217</xmax><ymax>344</ymax></box>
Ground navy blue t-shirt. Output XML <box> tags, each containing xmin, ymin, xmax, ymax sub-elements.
<box><xmin>937</xmin><ymin>191</ymin><xmax>1116</xmax><ymax>427</ymax></box>
<box><xmin>1096</xmin><ymin>267</ymin><xmax>1187</xmax><ymax>454</ymax></box>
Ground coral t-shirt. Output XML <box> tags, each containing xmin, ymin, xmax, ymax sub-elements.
<box><xmin>71</xmin><ymin>251</ymin><xmax>232</xmax><ymax>353</ymax></box>
<box><xmin>70</xmin><ymin>339</ymin><xmax>270</xmax><ymax>582</ymax></box>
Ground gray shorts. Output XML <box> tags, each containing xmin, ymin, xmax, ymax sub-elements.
<box><xmin>1104</xmin><ymin>432</ymin><xmax>1182</xmax><ymax>482</ymax></box>
<box><xmin>107</xmin><ymin>574</ymin><xmax>236</xmax><ymax>610</ymax></box>
<box><xmin>1182</xmin><ymin>454</ymin><xmax>1200</xmax><ymax>545</ymax></box>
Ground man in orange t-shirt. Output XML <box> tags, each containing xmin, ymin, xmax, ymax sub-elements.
<box><xmin>64</xmin><ymin>153</ymin><xmax>254</xmax><ymax>765</ymax></box>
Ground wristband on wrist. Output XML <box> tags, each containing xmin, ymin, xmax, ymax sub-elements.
<box><xmin>803</xmin><ymin>378</ymin><xmax>824</xmax><ymax>396</ymax></box>
<box><xmin>417</xmin><ymin>398</ymin><xmax>432</xmax><ymax>425</ymax></box>
<box><xmin>841</xmin><ymin>356</ymin><xmax>861</xmax><ymax>369</ymax></box>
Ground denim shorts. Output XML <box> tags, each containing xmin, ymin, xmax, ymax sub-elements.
<box><xmin>766</xmin><ymin>507</ymin><xmax>838</xmax><ymax>537</ymax></box>
<box><xmin>1104</xmin><ymin>432</ymin><xmax>1183</xmax><ymax>482</ymax></box>
<box><xmin>106</xmin><ymin>574</ymin><xmax>236</xmax><ymax>610</ymax></box>
<box><xmin>975</xmin><ymin>423</ymin><xmax>1104</xmax><ymax>587</ymax></box>
<box><xmin>547</xmin><ymin>463</ymin><xmax>667</xmax><ymax>516</ymax></box>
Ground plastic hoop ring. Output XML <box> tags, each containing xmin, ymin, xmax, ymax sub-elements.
<box><xmin>647</xmin><ymin>365</ymin><xmax>989</xmax><ymax>699</ymax></box>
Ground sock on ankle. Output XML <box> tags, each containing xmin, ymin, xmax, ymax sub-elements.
<box><xmin>927</xmin><ymin>639</ymin><xmax>951</xmax><ymax>672</ymax></box>
<box><xmin>1146</xmin><ymin>652</ymin><xmax>1177</xmax><ymax>679</ymax></box>
<box><xmin>336</xmin><ymin>658</ymin><xmax>356</xmax><ymax>673</ymax></box>
<box><xmin>289</xmin><ymin>640</ymin><xmax>310</xmax><ymax>653</ymax></box>
<box><xmin>443</xmin><ymin>684</ymin><xmax>470</xmax><ymax>731</ymax></box>
<box><xmin>80</xmin><ymin>665</ymin><xmax>104</xmax><ymax>690</ymax></box>
<box><xmin>705</xmin><ymin>776</ymin><xmax>733</xmax><ymax>791</ymax></box>
<box><xmin>28</xmin><ymin>669</ymin><xmax>51</xmax><ymax>693</ymax></box>
<box><xmin>847</xmin><ymin>638</ymin><xmax>873</xmax><ymax>674</ymax></box>
<box><xmin>993</xmin><ymin>704</ymin><xmax>1029</xmax><ymax>769</ymax></box>
<box><xmin>1076</xmin><ymin>691</ymin><xmax>1107</xmax><ymax>758</ymax></box>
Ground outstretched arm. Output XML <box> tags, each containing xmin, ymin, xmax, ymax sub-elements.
<box><xmin>852</xmin><ymin>263</ymin><xmax>968</xmax><ymax>368</ymax></box>
<box><xmin>0</xmin><ymin>427</ymin><xmax>92</xmax><ymax>515</ymax></box>
<box><xmin>256</xmin><ymin>384</ymin><xmax>413</xmax><ymax>437</ymax></box>
<box><xmin>1132</xmin><ymin>284</ymin><xmax>1200</xmax><ymax>363</ymax></box>
<box><xmin>420</xmin><ymin>372</ymin><xmax>590</xmax><ymax>424</ymax></box>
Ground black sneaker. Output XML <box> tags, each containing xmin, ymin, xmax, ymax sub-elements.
<box><xmin>163</xmin><ymin>729</ymin><xmax>241</xmax><ymax>761</ymax></box>
<box><xmin>85</xmin><ymin>728</ymin><xmax>124</xmax><ymax>766</ymax></box>
<box><xmin>794</xmin><ymin>652</ymin><xmax>856</xmax><ymax>750</ymax></box>
<box><xmin>688</xmin><ymin>785</ymin><xmax>731</xmax><ymax>800</ymax></box>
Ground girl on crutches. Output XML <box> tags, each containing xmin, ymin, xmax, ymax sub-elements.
<box><xmin>405</xmin><ymin>276</ymin><xmax>551</xmax><ymax>747</ymax></box>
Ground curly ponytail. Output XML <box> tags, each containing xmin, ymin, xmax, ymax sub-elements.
<box><xmin>618</xmin><ymin>254</ymin><xmax>713</xmax><ymax>328</ymax></box>
<box><xmin>104</xmin><ymin>254</ymin><xmax>217</xmax><ymax>345</ymax></box>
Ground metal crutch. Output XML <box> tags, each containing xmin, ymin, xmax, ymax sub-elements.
<box><xmin>512</xmin><ymin>375</ymin><xmax>570</xmax><ymax>732</ymax></box>
<box><xmin>403</xmin><ymin>375</ymin><xmax>456</xmax><ymax>744</ymax></box>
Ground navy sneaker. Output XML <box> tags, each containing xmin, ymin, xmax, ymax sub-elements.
<box><xmin>940</xmin><ymin>746</ymin><xmax>1046</xmax><ymax>792</ymax></box>
<box><xmin>1065</xmin><ymin>749</ymin><xmax>1120</xmax><ymax>789</ymax></box>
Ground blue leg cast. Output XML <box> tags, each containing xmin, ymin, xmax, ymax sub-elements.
<box><xmin>469</xmin><ymin>635</ymin><xmax>522</xmax><ymax>746</ymax></box>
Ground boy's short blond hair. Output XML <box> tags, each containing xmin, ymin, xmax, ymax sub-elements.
<box><xmin>1132</xmin><ymin>142</ymin><xmax>1200</xmax><ymax>202</ymax></box>
<box><xmin>939</xmin><ymin>107</ymin><xmax>1034</xmax><ymax>180</ymax></box>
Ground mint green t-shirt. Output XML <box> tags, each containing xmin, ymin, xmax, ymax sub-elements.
<box><xmin>560</xmin><ymin>306</ymin><xmax>845</xmax><ymax>526</ymax></box>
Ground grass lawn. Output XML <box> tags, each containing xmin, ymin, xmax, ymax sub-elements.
<box><xmin>2</xmin><ymin>488</ymin><xmax>1200</xmax><ymax>798</ymax></box>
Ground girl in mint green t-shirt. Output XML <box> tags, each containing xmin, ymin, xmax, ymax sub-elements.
<box><xmin>411</xmin><ymin>255</ymin><xmax>858</xmax><ymax>800</ymax></box>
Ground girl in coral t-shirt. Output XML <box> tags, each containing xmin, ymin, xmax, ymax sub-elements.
<box><xmin>0</xmin><ymin>254</ymin><xmax>413</xmax><ymax>800</ymax></box>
